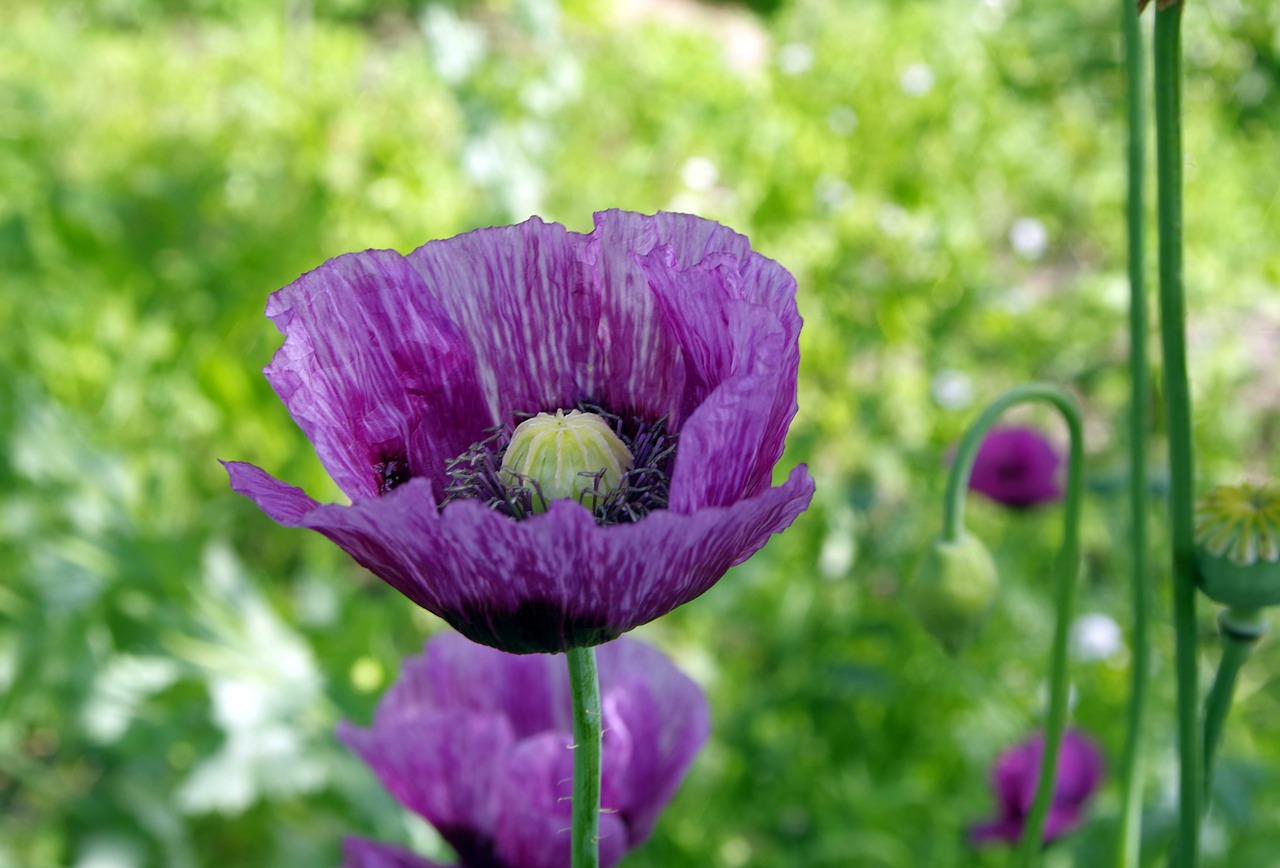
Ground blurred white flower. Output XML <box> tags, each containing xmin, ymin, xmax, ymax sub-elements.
<box><xmin>777</xmin><ymin>42</ymin><xmax>814</xmax><ymax>76</ymax></box>
<box><xmin>877</xmin><ymin>203</ymin><xmax>909</xmax><ymax>236</ymax></box>
<box><xmin>818</xmin><ymin>506</ymin><xmax>858</xmax><ymax>579</ymax></box>
<box><xmin>421</xmin><ymin>5</ymin><xmax>487</xmax><ymax>84</ymax></box>
<box><xmin>82</xmin><ymin>655</ymin><xmax>182</xmax><ymax>744</ymax></box>
<box><xmin>931</xmin><ymin>369</ymin><xmax>975</xmax><ymax>411</ymax></box>
<box><xmin>680</xmin><ymin>155</ymin><xmax>720</xmax><ymax>192</ymax></box>
<box><xmin>827</xmin><ymin>105</ymin><xmax>859</xmax><ymax>136</ymax></box>
<box><xmin>1070</xmin><ymin>612</ymin><xmax>1125</xmax><ymax>662</ymax></box>
<box><xmin>73</xmin><ymin>837</ymin><xmax>144</xmax><ymax>868</ymax></box>
<box><xmin>814</xmin><ymin>174</ymin><xmax>854</xmax><ymax>212</ymax></box>
<box><xmin>174</xmin><ymin>543</ymin><xmax>327</xmax><ymax>814</ymax></box>
<box><xmin>1010</xmin><ymin>217</ymin><xmax>1049</xmax><ymax>260</ymax></box>
<box><xmin>900</xmin><ymin>63</ymin><xmax>935</xmax><ymax>97</ymax></box>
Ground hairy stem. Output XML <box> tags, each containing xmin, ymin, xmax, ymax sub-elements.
<box><xmin>567</xmin><ymin>645</ymin><xmax>602</xmax><ymax>868</ymax></box>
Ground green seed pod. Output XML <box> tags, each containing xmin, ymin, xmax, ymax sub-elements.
<box><xmin>501</xmin><ymin>410</ymin><xmax>633</xmax><ymax>513</ymax></box>
<box><xmin>1195</xmin><ymin>481</ymin><xmax>1280</xmax><ymax>609</ymax></box>
<box><xmin>906</xmin><ymin>532</ymin><xmax>999</xmax><ymax>653</ymax></box>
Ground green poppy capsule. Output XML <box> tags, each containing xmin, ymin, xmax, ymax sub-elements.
<box><xmin>1195</xmin><ymin>481</ymin><xmax>1280</xmax><ymax>609</ymax></box>
<box><xmin>501</xmin><ymin>410</ymin><xmax>633</xmax><ymax>513</ymax></box>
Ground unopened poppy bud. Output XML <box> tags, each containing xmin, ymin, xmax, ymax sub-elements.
<box><xmin>501</xmin><ymin>410</ymin><xmax>633</xmax><ymax>513</ymax></box>
<box><xmin>1195</xmin><ymin>481</ymin><xmax>1280</xmax><ymax>609</ymax></box>
<box><xmin>906</xmin><ymin>532</ymin><xmax>999</xmax><ymax>653</ymax></box>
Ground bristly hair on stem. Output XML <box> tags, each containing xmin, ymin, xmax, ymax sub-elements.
<box><xmin>440</xmin><ymin>400</ymin><xmax>678</xmax><ymax>525</ymax></box>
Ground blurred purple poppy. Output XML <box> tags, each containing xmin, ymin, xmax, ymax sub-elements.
<box><xmin>970</xmin><ymin>729</ymin><xmax>1105</xmax><ymax>846</ymax></box>
<box><xmin>968</xmin><ymin>427</ymin><xmax>1062</xmax><ymax>508</ymax></box>
<box><xmin>225</xmin><ymin>211</ymin><xmax>813</xmax><ymax>653</ymax></box>
<box><xmin>338</xmin><ymin>632</ymin><xmax>709</xmax><ymax>868</ymax></box>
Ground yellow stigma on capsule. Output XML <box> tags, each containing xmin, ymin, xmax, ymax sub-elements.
<box><xmin>500</xmin><ymin>410</ymin><xmax>633</xmax><ymax>513</ymax></box>
<box><xmin>1196</xmin><ymin>481</ymin><xmax>1280</xmax><ymax>567</ymax></box>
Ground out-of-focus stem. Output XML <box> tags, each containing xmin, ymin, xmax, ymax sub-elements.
<box><xmin>1202</xmin><ymin>608</ymin><xmax>1267</xmax><ymax>805</ymax></box>
<box><xmin>1116</xmin><ymin>0</ymin><xmax>1151</xmax><ymax>864</ymax></box>
<box><xmin>1153</xmin><ymin>3</ymin><xmax>1200</xmax><ymax>865</ymax></box>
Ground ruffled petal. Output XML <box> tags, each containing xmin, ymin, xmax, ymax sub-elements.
<box><xmin>405</xmin><ymin>217</ymin><xmax>601</xmax><ymax>425</ymax></box>
<box><xmin>597</xmin><ymin>641</ymin><xmax>709</xmax><ymax>843</ymax></box>
<box><xmin>492</xmin><ymin>732</ymin><xmax>629</xmax><ymax>868</ymax></box>
<box><xmin>341</xmin><ymin>838</ymin><xmax>446</xmax><ymax>868</ymax></box>
<box><xmin>591</xmin><ymin>210</ymin><xmax>800</xmax><ymax>441</ymax></box>
<box><xmin>337</xmin><ymin>712</ymin><xmax>512</xmax><ymax>862</ymax></box>
<box><xmin>264</xmin><ymin>249</ymin><xmax>491</xmax><ymax>501</ymax></box>
<box><xmin>223</xmin><ymin>460</ymin><xmax>319</xmax><ymax>525</ymax></box>
<box><xmin>237</xmin><ymin>462</ymin><xmax>811</xmax><ymax>653</ymax></box>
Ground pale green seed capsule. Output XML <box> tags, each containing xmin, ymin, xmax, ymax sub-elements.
<box><xmin>501</xmin><ymin>410</ymin><xmax>633</xmax><ymax>513</ymax></box>
<box><xmin>905</xmin><ymin>532</ymin><xmax>999</xmax><ymax>654</ymax></box>
<box><xmin>1195</xmin><ymin>481</ymin><xmax>1280</xmax><ymax>609</ymax></box>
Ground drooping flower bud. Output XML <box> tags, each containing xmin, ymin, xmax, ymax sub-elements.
<box><xmin>1195</xmin><ymin>481</ymin><xmax>1280</xmax><ymax>609</ymax></box>
<box><xmin>501</xmin><ymin>409</ymin><xmax>633</xmax><ymax>513</ymax></box>
<box><xmin>906</xmin><ymin>532</ymin><xmax>999</xmax><ymax>653</ymax></box>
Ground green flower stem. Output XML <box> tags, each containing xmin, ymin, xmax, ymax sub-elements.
<box><xmin>940</xmin><ymin>384</ymin><xmax>1084</xmax><ymax>868</ymax></box>
<box><xmin>567</xmin><ymin>645</ymin><xmax>602</xmax><ymax>868</ymax></box>
<box><xmin>1202</xmin><ymin>608</ymin><xmax>1267</xmax><ymax>805</ymax></box>
<box><xmin>1153</xmin><ymin>4</ymin><xmax>1201</xmax><ymax>864</ymax></box>
<box><xmin>1117</xmin><ymin>0</ymin><xmax>1151</xmax><ymax>863</ymax></box>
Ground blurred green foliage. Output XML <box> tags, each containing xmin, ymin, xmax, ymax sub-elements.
<box><xmin>2</xmin><ymin>0</ymin><xmax>1280</xmax><ymax>865</ymax></box>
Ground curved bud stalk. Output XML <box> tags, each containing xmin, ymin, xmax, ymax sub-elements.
<box><xmin>933</xmin><ymin>383</ymin><xmax>1084</xmax><ymax>868</ymax></box>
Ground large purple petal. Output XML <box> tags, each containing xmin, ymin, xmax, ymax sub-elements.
<box><xmin>405</xmin><ymin>217</ymin><xmax>603</xmax><ymax>426</ymax></box>
<box><xmin>263</xmin><ymin>249</ymin><xmax>491</xmax><ymax>501</ymax></box>
<box><xmin>377</xmin><ymin>632</ymin><xmax>571</xmax><ymax>740</ymax></box>
<box><xmin>229</xmin><ymin>461</ymin><xmax>812</xmax><ymax>653</ymax></box>
<box><xmin>341</xmin><ymin>839</ymin><xmax>446</xmax><ymax>868</ymax></box>
<box><xmin>492</xmin><ymin>732</ymin><xmax>629</xmax><ymax>868</ymax></box>
<box><xmin>640</xmin><ymin>250</ymin><xmax>796</xmax><ymax>509</ymax></box>
<box><xmin>604</xmin><ymin>212</ymin><xmax>801</xmax><ymax>508</ymax></box>
<box><xmin>597</xmin><ymin>641</ymin><xmax>710</xmax><ymax>843</ymax></box>
<box><xmin>337</xmin><ymin>712</ymin><xmax>511</xmax><ymax>863</ymax></box>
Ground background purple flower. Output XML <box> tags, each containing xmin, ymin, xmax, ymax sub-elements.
<box><xmin>338</xmin><ymin>632</ymin><xmax>709</xmax><ymax>868</ymax></box>
<box><xmin>970</xmin><ymin>729</ymin><xmax>1105</xmax><ymax>846</ymax></box>
<box><xmin>226</xmin><ymin>210</ymin><xmax>813</xmax><ymax>653</ymax></box>
<box><xmin>968</xmin><ymin>426</ymin><xmax>1062</xmax><ymax>509</ymax></box>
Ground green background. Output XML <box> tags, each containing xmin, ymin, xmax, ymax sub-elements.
<box><xmin>3</xmin><ymin>0</ymin><xmax>1279</xmax><ymax>865</ymax></box>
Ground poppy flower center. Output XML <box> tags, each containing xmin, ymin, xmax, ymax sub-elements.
<box><xmin>441</xmin><ymin>401</ymin><xmax>677</xmax><ymax>525</ymax></box>
<box><xmin>500</xmin><ymin>409</ymin><xmax>632</xmax><ymax>514</ymax></box>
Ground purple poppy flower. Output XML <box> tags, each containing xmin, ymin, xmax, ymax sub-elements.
<box><xmin>338</xmin><ymin>632</ymin><xmax>709</xmax><ymax>868</ymax></box>
<box><xmin>225</xmin><ymin>210</ymin><xmax>813</xmax><ymax>653</ymax></box>
<box><xmin>968</xmin><ymin>427</ymin><xmax>1062</xmax><ymax>509</ymax></box>
<box><xmin>970</xmin><ymin>729</ymin><xmax>1105</xmax><ymax>846</ymax></box>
